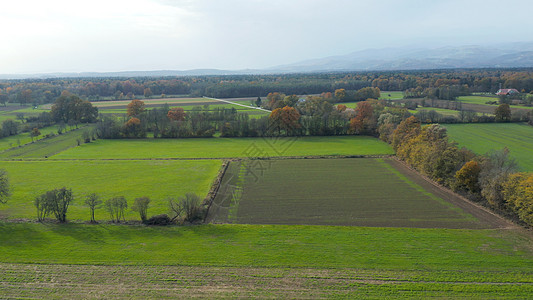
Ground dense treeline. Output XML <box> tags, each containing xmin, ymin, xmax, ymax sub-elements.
<box><xmin>2</xmin><ymin>69</ymin><xmax>533</xmax><ymax>105</ymax></box>
<box><xmin>386</xmin><ymin>116</ymin><xmax>533</xmax><ymax>227</ymax></box>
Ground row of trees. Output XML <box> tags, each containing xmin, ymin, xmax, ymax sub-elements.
<box><xmin>33</xmin><ymin>187</ymin><xmax>205</xmax><ymax>225</ymax></box>
<box><xmin>383</xmin><ymin>116</ymin><xmax>532</xmax><ymax>226</ymax></box>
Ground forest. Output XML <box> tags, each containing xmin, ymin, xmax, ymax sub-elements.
<box><xmin>2</xmin><ymin>68</ymin><xmax>533</xmax><ymax>105</ymax></box>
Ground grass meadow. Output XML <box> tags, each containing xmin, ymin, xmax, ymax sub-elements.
<box><xmin>445</xmin><ymin>123</ymin><xmax>533</xmax><ymax>171</ymax></box>
<box><xmin>0</xmin><ymin>125</ymin><xmax>95</xmax><ymax>159</ymax></box>
<box><xmin>0</xmin><ymin>223</ymin><xmax>531</xmax><ymax>297</ymax></box>
<box><xmin>52</xmin><ymin>136</ymin><xmax>394</xmax><ymax>159</ymax></box>
<box><xmin>0</xmin><ymin>159</ymin><xmax>221</xmax><ymax>221</ymax></box>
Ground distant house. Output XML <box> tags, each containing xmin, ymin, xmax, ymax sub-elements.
<box><xmin>496</xmin><ymin>88</ymin><xmax>519</xmax><ymax>96</ymax></box>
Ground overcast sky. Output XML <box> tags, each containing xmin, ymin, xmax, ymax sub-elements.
<box><xmin>1</xmin><ymin>0</ymin><xmax>532</xmax><ymax>74</ymax></box>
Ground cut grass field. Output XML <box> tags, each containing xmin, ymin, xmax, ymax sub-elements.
<box><xmin>209</xmin><ymin>158</ymin><xmax>496</xmax><ymax>229</ymax></box>
<box><xmin>52</xmin><ymin>135</ymin><xmax>394</xmax><ymax>159</ymax></box>
<box><xmin>380</xmin><ymin>91</ymin><xmax>404</xmax><ymax>100</ymax></box>
<box><xmin>458</xmin><ymin>95</ymin><xmax>533</xmax><ymax>110</ymax></box>
<box><xmin>0</xmin><ymin>223</ymin><xmax>531</xmax><ymax>298</ymax></box>
<box><xmin>0</xmin><ymin>159</ymin><xmax>221</xmax><ymax>221</ymax></box>
<box><xmin>445</xmin><ymin>123</ymin><xmax>533</xmax><ymax>171</ymax></box>
<box><xmin>0</xmin><ymin>125</ymin><xmax>95</xmax><ymax>159</ymax></box>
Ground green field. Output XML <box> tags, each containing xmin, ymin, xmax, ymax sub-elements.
<box><xmin>0</xmin><ymin>159</ymin><xmax>221</xmax><ymax>220</ymax></box>
<box><xmin>210</xmin><ymin>158</ymin><xmax>488</xmax><ymax>228</ymax></box>
<box><xmin>457</xmin><ymin>95</ymin><xmax>499</xmax><ymax>105</ymax></box>
<box><xmin>380</xmin><ymin>91</ymin><xmax>404</xmax><ymax>100</ymax></box>
<box><xmin>0</xmin><ymin>125</ymin><xmax>95</xmax><ymax>159</ymax></box>
<box><xmin>0</xmin><ymin>223</ymin><xmax>531</xmax><ymax>298</ymax></box>
<box><xmin>52</xmin><ymin>136</ymin><xmax>394</xmax><ymax>159</ymax></box>
<box><xmin>445</xmin><ymin>123</ymin><xmax>533</xmax><ymax>171</ymax></box>
<box><xmin>458</xmin><ymin>95</ymin><xmax>533</xmax><ymax>110</ymax></box>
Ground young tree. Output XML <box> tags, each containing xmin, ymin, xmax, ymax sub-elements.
<box><xmin>255</xmin><ymin>96</ymin><xmax>262</xmax><ymax>107</ymax></box>
<box><xmin>85</xmin><ymin>193</ymin><xmax>102</xmax><ymax>223</ymax></box>
<box><xmin>132</xmin><ymin>196</ymin><xmax>150</xmax><ymax>222</ymax></box>
<box><xmin>34</xmin><ymin>187</ymin><xmax>73</xmax><ymax>223</ymax></box>
<box><xmin>479</xmin><ymin>148</ymin><xmax>517</xmax><ymax>208</ymax></box>
<box><xmin>105</xmin><ymin>196</ymin><xmax>127</xmax><ymax>222</ymax></box>
<box><xmin>127</xmin><ymin>99</ymin><xmax>146</xmax><ymax>117</ymax></box>
<box><xmin>30</xmin><ymin>128</ymin><xmax>41</xmax><ymax>142</ymax></box>
<box><xmin>168</xmin><ymin>193</ymin><xmax>204</xmax><ymax>223</ymax></box>
<box><xmin>455</xmin><ymin>160</ymin><xmax>481</xmax><ymax>194</ymax></box>
<box><xmin>0</xmin><ymin>169</ymin><xmax>10</xmax><ymax>204</ymax></box>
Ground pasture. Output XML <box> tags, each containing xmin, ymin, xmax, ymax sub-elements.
<box><xmin>0</xmin><ymin>125</ymin><xmax>95</xmax><ymax>159</ymax></box>
<box><xmin>0</xmin><ymin>159</ymin><xmax>221</xmax><ymax>221</ymax></box>
<box><xmin>0</xmin><ymin>223</ymin><xmax>531</xmax><ymax>298</ymax></box>
<box><xmin>445</xmin><ymin>123</ymin><xmax>533</xmax><ymax>171</ymax></box>
<box><xmin>209</xmin><ymin>158</ymin><xmax>496</xmax><ymax>228</ymax></box>
<box><xmin>380</xmin><ymin>91</ymin><xmax>404</xmax><ymax>100</ymax></box>
<box><xmin>52</xmin><ymin>136</ymin><xmax>394</xmax><ymax>159</ymax></box>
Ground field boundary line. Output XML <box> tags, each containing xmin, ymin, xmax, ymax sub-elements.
<box><xmin>0</xmin><ymin>154</ymin><xmax>394</xmax><ymax>162</ymax></box>
<box><xmin>202</xmin><ymin>96</ymin><xmax>271</xmax><ymax>112</ymax></box>
<box><xmin>204</xmin><ymin>160</ymin><xmax>232</xmax><ymax>222</ymax></box>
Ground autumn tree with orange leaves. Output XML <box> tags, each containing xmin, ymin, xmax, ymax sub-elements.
<box><xmin>269</xmin><ymin>106</ymin><xmax>301</xmax><ymax>136</ymax></box>
<box><xmin>167</xmin><ymin>107</ymin><xmax>186</xmax><ymax>121</ymax></box>
<box><xmin>127</xmin><ymin>100</ymin><xmax>146</xmax><ymax>117</ymax></box>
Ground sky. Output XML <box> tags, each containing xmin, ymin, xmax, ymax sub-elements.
<box><xmin>1</xmin><ymin>0</ymin><xmax>533</xmax><ymax>74</ymax></box>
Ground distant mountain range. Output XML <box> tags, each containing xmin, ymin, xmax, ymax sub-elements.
<box><xmin>3</xmin><ymin>42</ymin><xmax>533</xmax><ymax>79</ymax></box>
<box><xmin>268</xmin><ymin>42</ymin><xmax>533</xmax><ymax>73</ymax></box>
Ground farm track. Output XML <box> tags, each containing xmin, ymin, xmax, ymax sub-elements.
<box><xmin>388</xmin><ymin>158</ymin><xmax>521</xmax><ymax>231</ymax></box>
<box><xmin>1</xmin><ymin>263</ymin><xmax>531</xmax><ymax>299</ymax></box>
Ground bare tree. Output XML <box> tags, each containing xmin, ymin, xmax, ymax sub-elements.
<box><xmin>33</xmin><ymin>187</ymin><xmax>73</xmax><ymax>222</ymax></box>
<box><xmin>132</xmin><ymin>196</ymin><xmax>150</xmax><ymax>222</ymax></box>
<box><xmin>85</xmin><ymin>193</ymin><xmax>102</xmax><ymax>223</ymax></box>
<box><xmin>105</xmin><ymin>196</ymin><xmax>127</xmax><ymax>222</ymax></box>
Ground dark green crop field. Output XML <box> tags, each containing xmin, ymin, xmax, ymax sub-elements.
<box><xmin>208</xmin><ymin>158</ymin><xmax>496</xmax><ymax>229</ymax></box>
<box><xmin>445</xmin><ymin>123</ymin><xmax>533</xmax><ymax>171</ymax></box>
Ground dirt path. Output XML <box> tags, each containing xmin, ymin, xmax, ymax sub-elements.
<box><xmin>387</xmin><ymin>158</ymin><xmax>517</xmax><ymax>230</ymax></box>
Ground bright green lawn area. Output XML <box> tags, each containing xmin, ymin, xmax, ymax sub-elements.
<box><xmin>0</xmin><ymin>224</ymin><xmax>531</xmax><ymax>281</ymax></box>
<box><xmin>52</xmin><ymin>136</ymin><xmax>394</xmax><ymax>159</ymax></box>
<box><xmin>0</xmin><ymin>159</ymin><xmax>221</xmax><ymax>220</ymax></box>
<box><xmin>445</xmin><ymin>123</ymin><xmax>533</xmax><ymax>171</ymax></box>
<box><xmin>380</xmin><ymin>91</ymin><xmax>404</xmax><ymax>100</ymax></box>
<box><xmin>457</xmin><ymin>96</ymin><xmax>499</xmax><ymax>105</ymax></box>
<box><xmin>458</xmin><ymin>96</ymin><xmax>533</xmax><ymax>110</ymax></box>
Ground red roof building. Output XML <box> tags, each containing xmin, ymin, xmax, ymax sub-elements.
<box><xmin>496</xmin><ymin>89</ymin><xmax>520</xmax><ymax>95</ymax></box>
